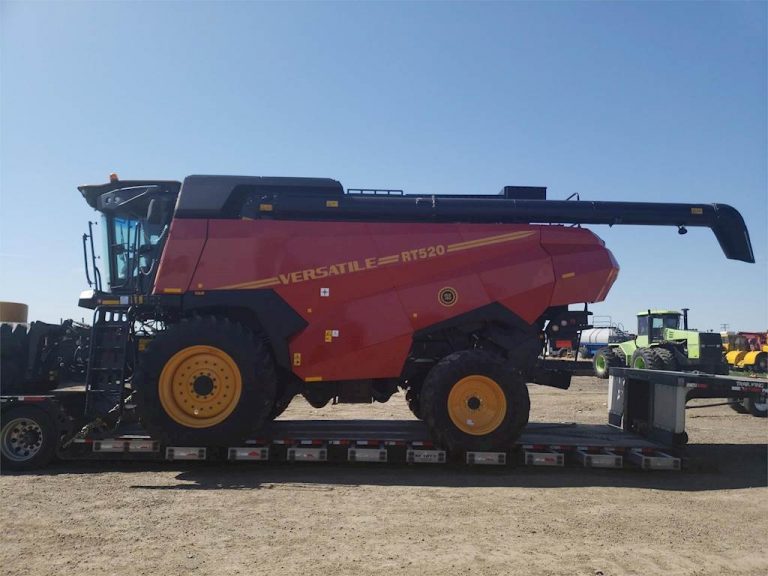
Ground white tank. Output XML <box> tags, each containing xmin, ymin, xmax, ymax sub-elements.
<box><xmin>580</xmin><ymin>327</ymin><xmax>627</xmax><ymax>346</ymax></box>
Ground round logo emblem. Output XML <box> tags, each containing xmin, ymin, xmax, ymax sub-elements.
<box><xmin>438</xmin><ymin>287</ymin><xmax>458</xmax><ymax>307</ymax></box>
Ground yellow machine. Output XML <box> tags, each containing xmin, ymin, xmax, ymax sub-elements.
<box><xmin>721</xmin><ymin>332</ymin><xmax>768</xmax><ymax>374</ymax></box>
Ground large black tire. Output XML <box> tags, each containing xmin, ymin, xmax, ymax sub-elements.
<box><xmin>419</xmin><ymin>350</ymin><xmax>530</xmax><ymax>452</ymax></box>
<box><xmin>133</xmin><ymin>316</ymin><xmax>277</xmax><ymax>445</ymax></box>
<box><xmin>268</xmin><ymin>394</ymin><xmax>294</xmax><ymax>420</ymax></box>
<box><xmin>631</xmin><ymin>348</ymin><xmax>664</xmax><ymax>371</ymax></box>
<box><xmin>744</xmin><ymin>397</ymin><xmax>768</xmax><ymax>418</ymax></box>
<box><xmin>654</xmin><ymin>347</ymin><xmax>678</xmax><ymax>372</ymax></box>
<box><xmin>1</xmin><ymin>405</ymin><xmax>57</xmax><ymax>470</ymax></box>
<box><xmin>754</xmin><ymin>352</ymin><xmax>768</xmax><ymax>374</ymax></box>
<box><xmin>593</xmin><ymin>347</ymin><xmax>623</xmax><ymax>379</ymax></box>
<box><xmin>405</xmin><ymin>389</ymin><xmax>422</xmax><ymax>420</ymax></box>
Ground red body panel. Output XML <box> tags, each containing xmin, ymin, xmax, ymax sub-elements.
<box><xmin>155</xmin><ymin>220</ymin><xmax>619</xmax><ymax>381</ymax></box>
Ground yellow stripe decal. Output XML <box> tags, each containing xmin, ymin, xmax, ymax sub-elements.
<box><xmin>221</xmin><ymin>277</ymin><xmax>281</xmax><ymax>290</ymax></box>
<box><xmin>561</xmin><ymin>272</ymin><xmax>576</xmax><ymax>279</ymax></box>
<box><xmin>219</xmin><ymin>230</ymin><xmax>535</xmax><ymax>290</ymax></box>
<box><xmin>305</xmin><ymin>376</ymin><xmax>323</xmax><ymax>382</ymax></box>
<box><xmin>446</xmin><ymin>231</ymin><xmax>535</xmax><ymax>253</ymax></box>
<box><xmin>162</xmin><ymin>288</ymin><xmax>183</xmax><ymax>294</ymax></box>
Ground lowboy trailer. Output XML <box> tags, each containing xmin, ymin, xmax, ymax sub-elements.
<box><xmin>2</xmin><ymin>368</ymin><xmax>765</xmax><ymax>470</ymax></box>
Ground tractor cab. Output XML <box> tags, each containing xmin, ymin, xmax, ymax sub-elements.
<box><xmin>636</xmin><ymin>310</ymin><xmax>684</xmax><ymax>346</ymax></box>
<box><xmin>77</xmin><ymin>174</ymin><xmax>181</xmax><ymax>308</ymax></box>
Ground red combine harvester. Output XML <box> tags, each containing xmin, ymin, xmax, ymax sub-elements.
<box><xmin>7</xmin><ymin>175</ymin><xmax>755</xmax><ymax>461</ymax></box>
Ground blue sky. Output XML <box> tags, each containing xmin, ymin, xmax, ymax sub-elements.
<box><xmin>1</xmin><ymin>1</ymin><xmax>766</xmax><ymax>333</ymax></box>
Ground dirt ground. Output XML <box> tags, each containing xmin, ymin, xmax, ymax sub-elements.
<box><xmin>1</xmin><ymin>376</ymin><xmax>766</xmax><ymax>576</ymax></box>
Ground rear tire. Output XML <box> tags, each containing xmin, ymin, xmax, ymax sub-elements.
<box><xmin>593</xmin><ymin>347</ymin><xmax>622</xmax><ymax>379</ymax></box>
<box><xmin>420</xmin><ymin>350</ymin><xmax>530</xmax><ymax>452</ymax></box>
<box><xmin>654</xmin><ymin>348</ymin><xmax>678</xmax><ymax>372</ymax></box>
<box><xmin>134</xmin><ymin>316</ymin><xmax>277</xmax><ymax>445</ymax></box>
<box><xmin>631</xmin><ymin>348</ymin><xmax>663</xmax><ymax>371</ymax></box>
<box><xmin>1</xmin><ymin>406</ymin><xmax>57</xmax><ymax>470</ymax></box>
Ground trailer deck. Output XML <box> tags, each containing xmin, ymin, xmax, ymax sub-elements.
<box><xmin>2</xmin><ymin>369</ymin><xmax>765</xmax><ymax>471</ymax></box>
<box><xmin>59</xmin><ymin>419</ymin><xmax>676</xmax><ymax>470</ymax></box>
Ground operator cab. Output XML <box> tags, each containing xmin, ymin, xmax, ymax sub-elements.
<box><xmin>78</xmin><ymin>174</ymin><xmax>181</xmax><ymax>307</ymax></box>
<box><xmin>637</xmin><ymin>310</ymin><xmax>682</xmax><ymax>343</ymax></box>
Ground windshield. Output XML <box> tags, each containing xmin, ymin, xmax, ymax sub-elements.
<box><xmin>639</xmin><ymin>314</ymin><xmax>681</xmax><ymax>341</ymax></box>
<box><xmin>104</xmin><ymin>215</ymin><xmax>163</xmax><ymax>291</ymax></box>
<box><xmin>662</xmin><ymin>315</ymin><xmax>680</xmax><ymax>329</ymax></box>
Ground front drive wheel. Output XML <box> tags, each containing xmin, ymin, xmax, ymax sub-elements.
<box><xmin>420</xmin><ymin>350</ymin><xmax>530</xmax><ymax>452</ymax></box>
<box><xmin>134</xmin><ymin>316</ymin><xmax>277</xmax><ymax>445</ymax></box>
<box><xmin>593</xmin><ymin>347</ymin><xmax>622</xmax><ymax>379</ymax></box>
<box><xmin>1</xmin><ymin>406</ymin><xmax>57</xmax><ymax>471</ymax></box>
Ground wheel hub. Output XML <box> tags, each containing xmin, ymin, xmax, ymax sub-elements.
<box><xmin>192</xmin><ymin>375</ymin><xmax>215</xmax><ymax>396</ymax></box>
<box><xmin>158</xmin><ymin>345</ymin><xmax>243</xmax><ymax>428</ymax></box>
<box><xmin>1</xmin><ymin>418</ymin><xmax>44</xmax><ymax>462</ymax></box>
<box><xmin>447</xmin><ymin>375</ymin><xmax>507</xmax><ymax>436</ymax></box>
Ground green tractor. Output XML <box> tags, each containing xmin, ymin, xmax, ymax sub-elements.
<box><xmin>593</xmin><ymin>309</ymin><xmax>728</xmax><ymax>379</ymax></box>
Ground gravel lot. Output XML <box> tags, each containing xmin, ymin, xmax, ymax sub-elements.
<box><xmin>1</xmin><ymin>377</ymin><xmax>766</xmax><ymax>576</ymax></box>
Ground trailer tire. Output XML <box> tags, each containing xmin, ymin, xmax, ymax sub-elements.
<box><xmin>133</xmin><ymin>316</ymin><xmax>277</xmax><ymax>445</ymax></box>
<box><xmin>420</xmin><ymin>350</ymin><xmax>530</xmax><ymax>452</ymax></box>
<box><xmin>1</xmin><ymin>405</ymin><xmax>57</xmax><ymax>470</ymax></box>
<box><xmin>593</xmin><ymin>347</ymin><xmax>622</xmax><ymax>379</ymax></box>
<box><xmin>744</xmin><ymin>397</ymin><xmax>768</xmax><ymax>418</ymax></box>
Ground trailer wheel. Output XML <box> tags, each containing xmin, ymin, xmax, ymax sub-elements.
<box><xmin>1</xmin><ymin>406</ymin><xmax>57</xmax><ymax>470</ymax></box>
<box><xmin>420</xmin><ymin>350</ymin><xmax>530</xmax><ymax>452</ymax></box>
<box><xmin>744</xmin><ymin>397</ymin><xmax>768</xmax><ymax>418</ymax></box>
<box><xmin>133</xmin><ymin>316</ymin><xmax>277</xmax><ymax>445</ymax></box>
<box><xmin>593</xmin><ymin>347</ymin><xmax>622</xmax><ymax>379</ymax></box>
<box><xmin>631</xmin><ymin>348</ymin><xmax>663</xmax><ymax>371</ymax></box>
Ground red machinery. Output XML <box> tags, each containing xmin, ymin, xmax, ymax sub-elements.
<box><xmin>66</xmin><ymin>175</ymin><xmax>753</xmax><ymax>452</ymax></box>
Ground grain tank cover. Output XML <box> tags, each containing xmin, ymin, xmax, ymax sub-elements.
<box><xmin>175</xmin><ymin>175</ymin><xmax>344</xmax><ymax>218</ymax></box>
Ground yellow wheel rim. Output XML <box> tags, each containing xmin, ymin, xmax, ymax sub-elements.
<box><xmin>158</xmin><ymin>345</ymin><xmax>242</xmax><ymax>428</ymax></box>
<box><xmin>447</xmin><ymin>375</ymin><xmax>507</xmax><ymax>436</ymax></box>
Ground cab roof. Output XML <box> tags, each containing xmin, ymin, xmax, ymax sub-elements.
<box><xmin>637</xmin><ymin>310</ymin><xmax>681</xmax><ymax>316</ymax></box>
